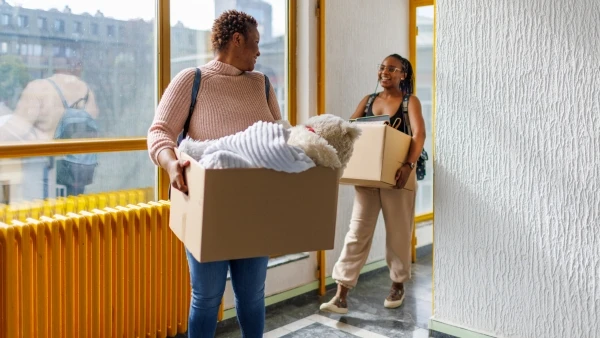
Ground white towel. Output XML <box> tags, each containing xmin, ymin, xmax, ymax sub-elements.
<box><xmin>179</xmin><ymin>121</ymin><xmax>315</xmax><ymax>173</ymax></box>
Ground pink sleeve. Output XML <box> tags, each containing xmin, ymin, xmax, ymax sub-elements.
<box><xmin>147</xmin><ymin>68</ymin><xmax>198</xmax><ymax>165</ymax></box>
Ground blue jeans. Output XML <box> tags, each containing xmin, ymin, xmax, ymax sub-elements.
<box><xmin>185</xmin><ymin>249</ymin><xmax>269</xmax><ymax>338</ymax></box>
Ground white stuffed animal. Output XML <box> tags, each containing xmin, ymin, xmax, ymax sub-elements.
<box><xmin>287</xmin><ymin>114</ymin><xmax>362</xmax><ymax>172</ymax></box>
<box><xmin>179</xmin><ymin>116</ymin><xmax>361</xmax><ymax>174</ymax></box>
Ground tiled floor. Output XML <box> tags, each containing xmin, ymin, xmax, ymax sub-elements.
<box><xmin>210</xmin><ymin>254</ymin><xmax>449</xmax><ymax>338</ymax></box>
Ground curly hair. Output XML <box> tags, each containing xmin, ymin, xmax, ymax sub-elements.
<box><xmin>388</xmin><ymin>54</ymin><xmax>415</xmax><ymax>95</ymax></box>
<box><xmin>211</xmin><ymin>10</ymin><xmax>258</xmax><ymax>52</ymax></box>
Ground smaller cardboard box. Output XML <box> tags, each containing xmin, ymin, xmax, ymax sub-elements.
<box><xmin>339</xmin><ymin>123</ymin><xmax>416</xmax><ymax>191</ymax></box>
<box><xmin>169</xmin><ymin>149</ymin><xmax>340</xmax><ymax>263</ymax></box>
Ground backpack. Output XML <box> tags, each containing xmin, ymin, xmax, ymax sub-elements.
<box><xmin>47</xmin><ymin>79</ymin><xmax>99</xmax><ymax>191</ymax></box>
<box><xmin>400</xmin><ymin>94</ymin><xmax>428</xmax><ymax>181</ymax></box>
<box><xmin>177</xmin><ymin>68</ymin><xmax>272</xmax><ymax>144</ymax></box>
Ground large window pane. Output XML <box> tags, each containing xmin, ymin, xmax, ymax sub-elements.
<box><xmin>170</xmin><ymin>0</ymin><xmax>288</xmax><ymax>117</ymax></box>
<box><xmin>0</xmin><ymin>150</ymin><xmax>155</xmax><ymax>222</ymax></box>
<box><xmin>0</xmin><ymin>1</ymin><xmax>157</xmax><ymax>142</ymax></box>
<box><xmin>415</xmin><ymin>5</ymin><xmax>434</xmax><ymax>215</ymax></box>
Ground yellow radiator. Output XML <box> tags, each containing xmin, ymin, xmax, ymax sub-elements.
<box><xmin>0</xmin><ymin>187</ymin><xmax>154</xmax><ymax>224</ymax></box>
<box><xmin>0</xmin><ymin>200</ymin><xmax>192</xmax><ymax>338</ymax></box>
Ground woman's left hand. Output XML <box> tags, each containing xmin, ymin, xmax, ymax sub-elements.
<box><xmin>394</xmin><ymin>164</ymin><xmax>412</xmax><ymax>189</ymax></box>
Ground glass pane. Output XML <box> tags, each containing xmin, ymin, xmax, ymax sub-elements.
<box><xmin>170</xmin><ymin>0</ymin><xmax>288</xmax><ymax>117</ymax></box>
<box><xmin>415</xmin><ymin>5</ymin><xmax>434</xmax><ymax>215</ymax></box>
<box><xmin>0</xmin><ymin>1</ymin><xmax>157</xmax><ymax>142</ymax></box>
<box><xmin>0</xmin><ymin>150</ymin><xmax>155</xmax><ymax>222</ymax></box>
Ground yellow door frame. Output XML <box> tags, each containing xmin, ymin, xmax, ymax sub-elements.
<box><xmin>409</xmin><ymin>0</ymin><xmax>437</xmax><ymax>311</ymax></box>
<box><xmin>316</xmin><ymin>0</ymin><xmax>327</xmax><ymax>296</ymax></box>
<box><xmin>409</xmin><ymin>0</ymin><xmax>435</xmax><ymax>264</ymax></box>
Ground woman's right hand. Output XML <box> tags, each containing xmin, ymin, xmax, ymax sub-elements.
<box><xmin>167</xmin><ymin>158</ymin><xmax>191</xmax><ymax>193</ymax></box>
<box><xmin>157</xmin><ymin>148</ymin><xmax>191</xmax><ymax>193</ymax></box>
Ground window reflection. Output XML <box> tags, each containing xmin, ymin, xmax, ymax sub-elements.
<box><xmin>0</xmin><ymin>1</ymin><xmax>157</xmax><ymax>201</ymax></box>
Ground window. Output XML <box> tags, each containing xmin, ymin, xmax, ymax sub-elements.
<box><xmin>119</xmin><ymin>25</ymin><xmax>127</xmax><ymax>38</ymax></box>
<box><xmin>413</xmin><ymin>4</ymin><xmax>435</xmax><ymax>215</ymax></box>
<box><xmin>32</xmin><ymin>44</ymin><xmax>43</xmax><ymax>56</ymax></box>
<box><xmin>74</xmin><ymin>21</ymin><xmax>82</xmax><ymax>34</ymax></box>
<box><xmin>17</xmin><ymin>15</ymin><xmax>29</xmax><ymax>28</ymax></box>
<box><xmin>0</xmin><ymin>1</ymin><xmax>158</xmax><ymax>203</ymax></box>
<box><xmin>53</xmin><ymin>45</ymin><xmax>66</xmax><ymax>57</ymax></box>
<box><xmin>1</xmin><ymin>14</ymin><xmax>10</xmax><ymax>26</ymax></box>
<box><xmin>107</xmin><ymin>25</ymin><xmax>115</xmax><ymax>37</ymax></box>
<box><xmin>19</xmin><ymin>44</ymin><xmax>29</xmax><ymax>56</ymax></box>
<box><xmin>37</xmin><ymin>17</ymin><xmax>47</xmax><ymax>30</ymax></box>
<box><xmin>91</xmin><ymin>23</ymin><xmax>99</xmax><ymax>35</ymax></box>
<box><xmin>170</xmin><ymin>0</ymin><xmax>289</xmax><ymax>117</ymax></box>
<box><xmin>54</xmin><ymin>19</ymin><xmax>65</xmax><ymax>33</ymax></box>
<box><xmin>0</xmin><ymin>1</ymin><xmax>292</xmax><ymax>218</ymax></box>
<box><xmin>0</xmin><ymin>152</ymin><xmax>155</xmax><ymax>208</ymax></box>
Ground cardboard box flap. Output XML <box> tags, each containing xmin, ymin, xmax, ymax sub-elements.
<box><xmin>381</xmin><ymin>126</ymin><xmax>413</xmax><ymax>184</ymax></box>
<box><xmin>170</xmin><ymin>150</ymin><xmax>207</xmax><ymax>259</ymax></box>
<box><xmin>340</xmin><ymin>124</ymin><xmax>386</xmax><ymax>181</ymax></box>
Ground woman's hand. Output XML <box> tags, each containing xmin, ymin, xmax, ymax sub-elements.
<box><xmin>394</xmin><ymin>164</ymin><xmax>413</xmax><ymax>189</ymax></box>
<box><xmin>157</xmin><ymin>148</ymin><xmax>191</xmax><ymax>193</ymax></box>
<box><xmin>167</xmin><ymin>158</ymin><xmax>191</xmax><ymax>193</ymax></box>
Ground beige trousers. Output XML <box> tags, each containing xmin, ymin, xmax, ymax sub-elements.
<box><xmin>332</xmin><ymin>183</ymin><xmax>416</xmax><ymax>288</ymax></box>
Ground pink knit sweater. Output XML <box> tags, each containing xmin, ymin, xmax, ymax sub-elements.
<box><xmin>147</xmin><ymin>60</ymin><xmax>282</xmax><ymax>165</ymax></box>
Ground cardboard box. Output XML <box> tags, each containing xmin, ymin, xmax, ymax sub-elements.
<box><xmin>339</xmin><ymin>123</ymin><xmax>416</xmax><ymax>191</ymax></box>
<box><xmin>170</xmin><ymin>150</ymin><xmax>340</xmax><ymax>263</ymax></box>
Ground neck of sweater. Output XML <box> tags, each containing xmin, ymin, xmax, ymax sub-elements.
<box><xmin>206</xmin><ymin>60</ymin><xmax>244</xmax><ymax>76</ymax></box>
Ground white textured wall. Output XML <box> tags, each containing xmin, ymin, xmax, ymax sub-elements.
<box><xmin>434</xmin><ymin>0</ymin><xmax>600</xmax><ymax>337</ymax></box>
<box><xmin>324</xmin><ymin>0</ymin><xmax>409</xmax><ymax>274</ymax></box>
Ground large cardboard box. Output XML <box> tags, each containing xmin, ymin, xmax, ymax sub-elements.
<box><xmin>339</xmin><ymin>123</ymin><xmax>416</xmax><ymax>191</ymax></box>
<box><xmin>170</xmin><ymin>150</ymin><xmax>340</xmax><ymax>263</ymax></box>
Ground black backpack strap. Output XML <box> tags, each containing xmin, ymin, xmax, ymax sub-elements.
<box><xmin>264</xmin><ymin>74</ymin><xmax>270</xmax><ymax>103</ymax></box>
<box><xmin>48</xmin><ymin>79</ymin><xmax>90</xmax><ymax>109</ymax></box>
<box><xmin>70</xmin><ymin>87</ymin><xmax>90</xmax><ymax>109</ymax></box>
<box><xmin>180</xmin><ymin>68</ymin><xmax>202</xmax><ymax>143</ymax></box>
<box><xmin>47</xmin><ymin>79</ymin><xmax>70</xmax><ymax>109</ymax></box>
<box><xmin>363</xmin><ymin>93</ymin><xmax>377</xmax><ymax>115</ymax></box>
<box><xmin>402</xmin><ymin>94</ymin><xmax>412</xmax><ymax>136</ymax></box>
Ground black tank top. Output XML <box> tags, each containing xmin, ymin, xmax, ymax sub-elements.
<box><xmin>364</xmin><ymin>93</ymin><xmax>411</xmax><ymax>135</ymax></box>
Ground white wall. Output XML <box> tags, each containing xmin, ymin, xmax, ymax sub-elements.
<box><xmin>434</xmin><ymin>0</ymin><xmax>600</xmax><ymax>337</ymax></box>
<box><xmin>323</xmin><ymin>0</ymin><xmax>410</xmax><ymax>275</ymax></box>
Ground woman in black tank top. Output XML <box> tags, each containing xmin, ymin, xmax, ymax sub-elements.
<box><xmin>352</xmin><ymin>53</ymin><xmax>426</xmax><ymax>179</ymax></box>
<box><xmin>320</xmin><ymin>54</ymin><xmax>426</xmax><ymax>315</ymax></box>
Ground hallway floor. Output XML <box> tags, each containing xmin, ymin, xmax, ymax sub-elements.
<box><xmin>213</xmin><ymin>254</ymin><xmax>451</xmax><ymax>337</ymax></box>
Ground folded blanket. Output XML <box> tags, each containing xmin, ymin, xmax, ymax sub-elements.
<box><xmin>179</xmin><ymin>121</ymin><xmax>315</xmax><ymax>173</ymax></box>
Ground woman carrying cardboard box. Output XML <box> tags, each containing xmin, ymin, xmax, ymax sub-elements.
<box><xmin>147</xmin><ymin>10</ymin><xmax>281</xmax><ymax>338</ymax></box>
<box><xmin>320</xmin><ymin>54</ymin><xmax>426</xmax><ymax>314</ymax></box>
